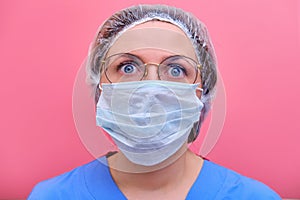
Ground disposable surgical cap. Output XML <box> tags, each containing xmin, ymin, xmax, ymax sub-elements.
<box><xmin>86</xmin><ymin>4</ymin><xmax>218</xmax><ymax>141</ymax></box>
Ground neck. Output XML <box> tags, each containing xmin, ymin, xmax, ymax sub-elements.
<box><xmin>107</xmin><ymin>148</ymin><xmax>203</xmax><ymax>195</ymax></box>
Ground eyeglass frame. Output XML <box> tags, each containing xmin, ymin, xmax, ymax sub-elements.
<box><xmin>100</xmin><ymin>53</ymin><xmax>203</xmax><ymax>84</ymax></box>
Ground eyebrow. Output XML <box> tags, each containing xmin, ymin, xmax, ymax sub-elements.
<box><xmin>126</xmin><ymin>51</ymin><xmax>180</xmax><ymax>63</ymax></box>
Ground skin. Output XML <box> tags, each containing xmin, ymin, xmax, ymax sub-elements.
<box><xmin>100</xmin><ymin>21</ymin><xmax>204</xmax><ymax>200</ymax></box>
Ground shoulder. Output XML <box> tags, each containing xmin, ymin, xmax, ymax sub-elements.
<box><xmin>27</xmin><ymin>158</ymin><xmax>105</xmax><ymax>200</ymax></box>
<box><xmin>204</xmin><ymin>160</ymin><xmax>281</xmax><ymax>199</ymax></box>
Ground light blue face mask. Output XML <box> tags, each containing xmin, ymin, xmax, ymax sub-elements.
<box><xmin>96</xmin><ymin>80</ymin><xmax>204</xmax><ymax>166</ymax></box>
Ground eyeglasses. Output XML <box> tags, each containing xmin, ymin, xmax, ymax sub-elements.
<box><xmin>101</xmin><ymin>53</ymin><xmax>202</xmax><ymax>83</ymax></box>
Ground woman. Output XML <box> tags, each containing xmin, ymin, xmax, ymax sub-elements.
<box><xmin>28</xmin><ymin>4</ymin><xmax>281</xmax><ymax>199</ymax></box>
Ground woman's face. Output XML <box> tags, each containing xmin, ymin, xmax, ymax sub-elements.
<box><xmin>100</xmin><ymin>21</ymin><xmax>202</xmax><ymax>98</ymax></box>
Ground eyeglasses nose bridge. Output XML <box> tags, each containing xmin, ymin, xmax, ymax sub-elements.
<box><xmin>143</xmin><ymin>62</ymin><xmax>160</xmax><ymax>77</ymax></box>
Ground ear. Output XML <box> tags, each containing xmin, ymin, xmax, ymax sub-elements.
<box><xmin>187</xmin><ymin>103</ymin><xmax>207</xmax><ymax>143</ymax></box>
<box><xmin>95</xmin><ymin>83</ymin><xmax>101</xmax><ymax>105</ymax></box>
<box><xmin>187</xmin><ymin>121</ymin><xmax>200</xmax><ymax>143</ymax></box>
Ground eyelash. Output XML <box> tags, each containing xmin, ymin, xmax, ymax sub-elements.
<box><xmin>116</xmin><ymin>61</ymin><xmax>136</xmax><ymax>69</ymax></box>
<box><xmin>169</xmin><ymin>64</ymin><xmax>188</xmax><ymax>76</ymax></box>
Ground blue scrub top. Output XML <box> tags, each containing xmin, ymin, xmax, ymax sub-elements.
<box><xmin>28</xmin><ymin>156</ymin><xmax>281</xmax><ymax>199</ymax></box>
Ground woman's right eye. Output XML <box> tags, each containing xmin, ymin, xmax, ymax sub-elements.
<box><xmin>117</xmin><ymin>62</ymin><xmax>137</xmax><ymax>74</ymax></box>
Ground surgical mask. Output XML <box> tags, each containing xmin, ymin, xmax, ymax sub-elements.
<box><xmin>96</xmin><ymin>80</ymin><xmax>204</xmax><ymax>166</ymax></box>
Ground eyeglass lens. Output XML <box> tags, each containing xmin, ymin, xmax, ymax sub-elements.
<box><xmin>104</xmin><ymin>53</ymin><xmax>198</xmax><ymax>83</ymax></box>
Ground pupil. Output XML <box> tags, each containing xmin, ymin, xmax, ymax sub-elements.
<box><xmin>171</xmin><ymin>67</ymin><xmax>181</xmax><ymax>76</ymax></box>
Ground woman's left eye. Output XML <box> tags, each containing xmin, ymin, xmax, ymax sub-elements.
<box><xmin>167</xmin><ymin>64</ymin><xmax>186</xmax><ymax>77</ymax></box>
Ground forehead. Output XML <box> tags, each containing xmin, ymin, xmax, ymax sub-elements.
<box><xmin>105</xmin><ymin>21</ymin><xmax>197</xmax><ymax>60</ymax></box>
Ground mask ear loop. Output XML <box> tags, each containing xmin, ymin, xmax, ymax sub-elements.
<box><xmin>195</xmin><ymin>85</ymin><xmax>204</xmax><ymax>99</ymax></box>
<box><xmin>98</xmin><ymin>83</ymin><xmax>103</xmax><ymax>91</ymax></box>
<box><xmin>196</xmin><ymin>87</ymin><xmax>203</xmax><ymax>92</ymax></box>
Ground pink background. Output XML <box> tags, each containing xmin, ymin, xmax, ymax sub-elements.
<box><xmin>1</xmin><ymin>0</ymin><xmax>299</xmax><ymax>199</ymax></box>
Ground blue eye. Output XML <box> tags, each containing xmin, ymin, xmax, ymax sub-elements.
<box><xmin>119</xmin><ymin>63</ymin><xmax>137</xmax><ymax>74</ymax></box>
<box><xmin>168</xmin><ymin>64</ymin><xmax>186</xmax><ymax>77</ymax></box>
